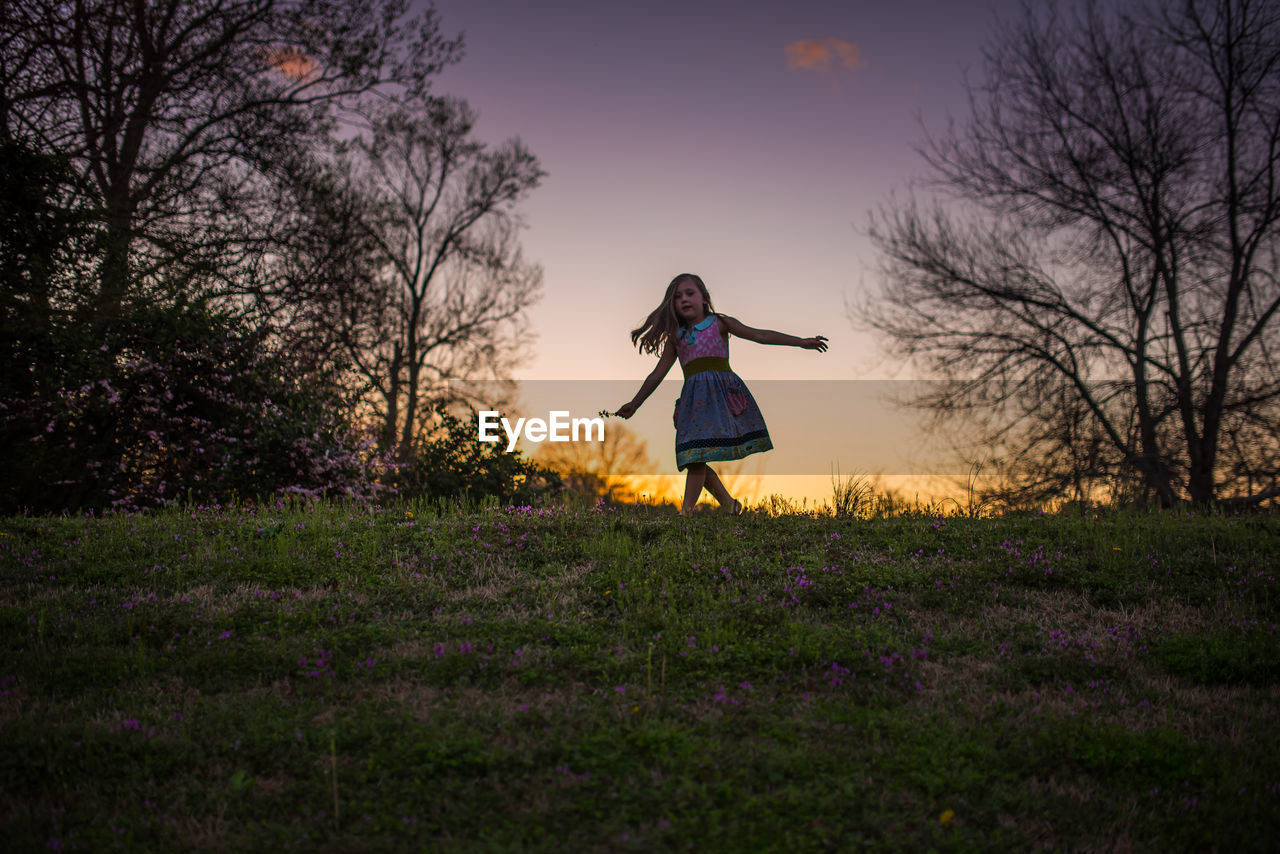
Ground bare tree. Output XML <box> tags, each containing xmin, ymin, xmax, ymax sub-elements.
<box><xmin>286</xmin><ymin>101</ymin><xmax>544</xmax><ymax>454</ymax></box>
<box><xmin>239</xmin><ymin>149</ymin><xmax>388</xmax><ymax>367</ymax></box>
<box><xmin>859</xmin><ymin>0</ymin><xmax>1280</xmax><ymax>507</ymax></box>
<box><xmin>534</xmin><ymin>422</ymin><xmax>660</xmax><ymax>502</ymax></box>
<box><xmin>0</xmin><ymin>0</ymin><xmax>461</xmax><ymax>321</ymax></box>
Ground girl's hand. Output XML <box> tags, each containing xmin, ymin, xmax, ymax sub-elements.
<box><xmin>803</xmin><ymin>336</ymin><xmax>829</xmax><ymax>352</ymax></box>
<box><xmin>616</xmin><ymin>402</ymin><xmax>637</xmax><ymax>419</ymax></box>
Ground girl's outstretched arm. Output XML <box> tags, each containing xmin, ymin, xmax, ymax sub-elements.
<box><xmin>718</xmin><ymin>315</ymin><xmax>828</xmax><ymax>351</ymax></box>
<box><xmin>616</xmin><ymin>343</ymin><xmax>677</xmax><ymax>418</ymax></box>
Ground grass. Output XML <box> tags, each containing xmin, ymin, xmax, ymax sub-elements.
<box><xmin>1</xmin><ymin>498</ymin><xmax>1278</xmax><ymax>851</ymax></box>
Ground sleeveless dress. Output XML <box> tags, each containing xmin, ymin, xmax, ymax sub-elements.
<box><xmin>673</xmin><ymin>314</ymin><xmax>772</xmax><ymax>470</ymax></box>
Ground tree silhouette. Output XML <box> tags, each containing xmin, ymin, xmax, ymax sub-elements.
<box><xmin>860</xmin><ymin>0</ymin><xmax>1280</xmax><ymax>507</ymax></box>
<box><xmin>534</xmin><ymin>422</ymin><xmax>661</xmax><ymax>503</ymax></box>
<box><xmin>272</xmin><ymin>101</ymin><xmax>544</xmax><ymax>454</ymax></box>
<box><xmin>0</xmin><ymin>0</ymin><xmax>461</xmax><ymax>320</ymax></box>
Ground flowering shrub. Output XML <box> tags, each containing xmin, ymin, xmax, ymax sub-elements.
<box><xmin>0</xmin><ymin>300</ymin><xmax>390</xmax><ymax>512</ymax></box>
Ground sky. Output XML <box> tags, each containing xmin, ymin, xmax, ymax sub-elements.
<box><xmin>417</xmin><ymin>0</ymin><xmax>1065</xmax><ymax>500</ymax></box>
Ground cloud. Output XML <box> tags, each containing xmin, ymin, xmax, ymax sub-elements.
<box><xmin>785</xmin><ymin>39</ymin><xmax>865</xmax><ymax>73</ymax></box>
<box><xmin>265</xmin><ymin>47</ymin><xmax>318</xmax><ymax>81</ymax></box>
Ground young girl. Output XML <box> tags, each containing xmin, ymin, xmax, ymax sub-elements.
<box><xmin>616</xmin><ymin>273</ymin><xmax>827</xmax><ymax>515</ymax></box>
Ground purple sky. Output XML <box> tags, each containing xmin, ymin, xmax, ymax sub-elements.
<box><xmin>418</xmin><ymin>0</ymin><xmax>1091</xmax><ymax>499</ymax></box>
<box><xmin>423</xmin><ymin>0</ymin><xmax>1058</xmax><ymax>385</ymax></box>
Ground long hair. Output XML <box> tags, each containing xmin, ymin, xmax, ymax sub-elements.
<box><xmin>630</xmin><ymin>273</ymin><xmax>714</xmax><ymax>355</ymax></box>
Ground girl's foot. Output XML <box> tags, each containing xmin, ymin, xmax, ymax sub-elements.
<box><xmin>728</xmin><ymin>499</ymin><xmax>744</xmax><ymax>516</ymax></box>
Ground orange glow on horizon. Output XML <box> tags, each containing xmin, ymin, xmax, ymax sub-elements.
<box><xmin>602</xmin><ymin>473</ymin><xmax>974</xmax><ymax>512</ymax></box>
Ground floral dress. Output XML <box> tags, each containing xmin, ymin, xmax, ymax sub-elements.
<box><xmin>673</xmin><ymin>314</ymin><xmax>772</xmax><ymax>470</ymax></box>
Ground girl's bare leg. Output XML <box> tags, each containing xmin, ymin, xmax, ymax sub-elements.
<box><xmin>681</xmin><ymin>463</ymin><xmax>707</xmax><ymax>515</ymax></box>
<box><xmin>703</xmin><ymin>466</ymin><xmax>737</xmax><ymax>510</ymax></box>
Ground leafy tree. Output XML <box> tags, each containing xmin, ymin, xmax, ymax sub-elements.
<box><xmin>1</xmin><ymin>3</ymin><xmax>548</xmax><ymax>507</ymax></box>
<box><xmin>860</xmin><ymin>0</ymin><xmax>1280</xmax><ymax>507</ymax></box>
<box><xmin>0</xmin><ymin>140</ymin><xmax>94</xmax><ymax>398</ymax></box>
<box><xmin>0</xmin><ymin>111</ymin><xmax>390</xmax><ymax>514</ymax></box>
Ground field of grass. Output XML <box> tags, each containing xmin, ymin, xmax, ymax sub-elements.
<box><xmin>1</xmin><ymin>499</ymin><xmax>1278</xmax><ymax>851</ymax></box>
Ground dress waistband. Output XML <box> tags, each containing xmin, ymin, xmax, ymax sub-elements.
<box><xmin>682</xmin><ymin>356</ymin><xmax>731</xmax><ymax>380</ymax></box>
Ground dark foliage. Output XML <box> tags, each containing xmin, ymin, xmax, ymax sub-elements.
<box><xmin>392</xmin><ymin>410</ymin><xmax>561</xmax><ymax>505</ymax></box>
<box><xmin>0</xmin><ymin>298</ymin><xmax>390</xmax><ymax>513</ymax></box>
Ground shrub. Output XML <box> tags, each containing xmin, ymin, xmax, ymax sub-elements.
<box><xmin>0</xmin><ymin>300</ymin><xmax>389</xmax><ymax>512</ymax></box>
<box><xmin>391</xmin><ymin>409</ymin><xmax>561</xmax><ymax>505</ymax></box>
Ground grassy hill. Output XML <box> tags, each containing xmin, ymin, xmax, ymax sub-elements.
<box><xmin>2</xmin><ymin>500</ymin><xmax>1277</xmax><ymax>851</ymax></box>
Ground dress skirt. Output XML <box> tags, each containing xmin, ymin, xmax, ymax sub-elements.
<box><xmin>674</xmin><ymin>369</ymin><xmax>772</xmax><ymax>470</ymax></box>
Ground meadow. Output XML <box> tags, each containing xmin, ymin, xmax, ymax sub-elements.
<box><xmin>1</xmin><ymin>498</ymin><xmax>1277</xmax><ymax>852</ymax></box>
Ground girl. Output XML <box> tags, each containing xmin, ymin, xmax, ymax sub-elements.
<box><xmin>616</xmin><ymin>273</ymin><xmax>827</xmax><ymax>515</ymax></box>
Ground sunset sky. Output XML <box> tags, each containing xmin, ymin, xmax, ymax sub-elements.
<box><xmin>421</xmin><ymin>0</ymin><xmax>1077</xmax><ymax>499</ymax></box>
